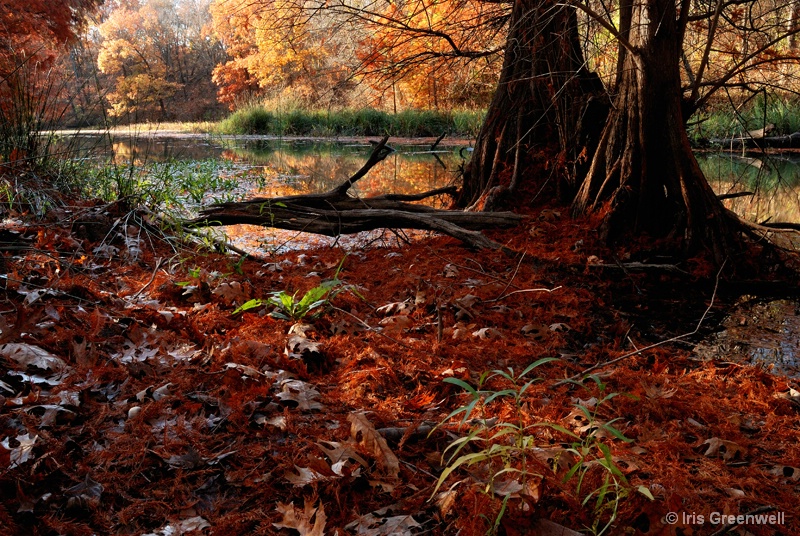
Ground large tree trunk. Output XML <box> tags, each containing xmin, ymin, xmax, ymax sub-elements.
<box><xmin>458</xmin><ymin>0</ymin><xmax>607</xmax><ymax>210</ymax></box>
<box><xmin>572</xmin><ymin>0</ymin><xmax>740</xmax><ymax>263</ymax></box>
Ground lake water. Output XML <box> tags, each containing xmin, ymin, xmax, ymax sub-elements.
<box><xmin>61</xmin><ymin>133</ymin><xmax>800</xmax><ymax>377</ymax></box>
<box><xmin>63</xmin><ymin>133</ymin><xmax>800</xmax><ymax>224</ymax></box>
<box><xmin>61</xmin><ymin>132</ymin><xmax>463</xmax><ymax>201</ymax></box>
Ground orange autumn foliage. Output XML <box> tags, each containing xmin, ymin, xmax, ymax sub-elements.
<box><xmin>208</xmin><ymin>0</ymin><xmax>503</xmax><ymax>109</ymax></box>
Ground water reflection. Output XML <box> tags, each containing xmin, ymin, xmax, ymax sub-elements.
<box><xmin>697</xmin><ymin>152</ymin><xmax>800</xmax><ymax>223</ymax></box>
<box><xmin>60</xmin><ymin>134</ymin><xmax>800</xmax><ymax>229</ymax></box>
<box><xmin>59</xmin><ymin>133</ymin><xmax>465</xmax><ymax>252</ymax></box>
<box><xmin>60</xmin><ymin>134</ymin><xmax>461</xmax><ymax>201</ymax></box>
<box><xmin>694</xmin><ymin>298</ymin><xmax>800</xmax><ymax>379</ymax></box>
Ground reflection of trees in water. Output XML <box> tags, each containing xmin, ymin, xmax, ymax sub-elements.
<box><xmin>60</xmin><ymin>134</ymin><xmax>462</xmax><ymax>204</ymax></box>
<box><xmin>697</xmin><ymin>153</ymin><xmax>800</xmax><ymax>223</ymax></box>
<box><xmin>56</xmin><ymin>135</ymin><xmax>228</xmax><ymax>164</ymax></box>
<box><xmin>226</xmin><ymin>143</ymin><xmax>461</xmax><ymax>201</ymax></box>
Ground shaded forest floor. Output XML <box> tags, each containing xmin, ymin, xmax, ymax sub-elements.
<box><xmin>1</xmin><ymin>186</ymin><xmax>799</xmax><ymax>536</ymax></box>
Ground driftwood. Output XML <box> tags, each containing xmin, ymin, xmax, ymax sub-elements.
<box><xmin>709</xmin><ymin>131</ymin><xmax>800</xmax><ymax>150</ymax></box>
<box><xmin>188</xmin><ymin>136</ymin><xmax>523</xmax><ymax>250</ymax></box>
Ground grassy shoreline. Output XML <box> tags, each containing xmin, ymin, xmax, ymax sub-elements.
<box><xmin>214</xmin><ymin>107</ymin><xmax>485</xmax><ymax>138</ymax></box>
<box><xmin>57</xmin><ymin>96</ymin><xmax>800</xmax><ymax>143</ymax></box>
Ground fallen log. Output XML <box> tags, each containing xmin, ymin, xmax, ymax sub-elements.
<box><xmin>187</xmin><ymin>136</ymin><xmax>524</xmax><ymax>250</ymax></box>
<box><xmin>709</xmin><ymin>131</ymin><xmax>800</xmax><ymax>150</ymax></box>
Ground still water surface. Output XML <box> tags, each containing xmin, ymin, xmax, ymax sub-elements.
<box><xmin>65</xmin><ymin>133</ymin><xmax>800</xmax><ymax>224</ymax></box>
<box><xmin>64</xmin><ymin>133</ymin><xmax>800</xmax><ymax>377</ymax></box>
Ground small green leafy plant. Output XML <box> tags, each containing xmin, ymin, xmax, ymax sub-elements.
<box><xmin>433</xmin><ymin>358</ymin><xmax>558</xmax><ymax>534</ymax></box>
<box><xmin>435</xmin><ymin>365</ymin><xmax>650</xmax><ymax>536</ymax></box>
<box><xmin>233</xmin><ymin>256</ymin><xmax>356</xmax><ymax>320</ymax></box>
<box><xmin>540</xmin><ymin>376</ymin><xmax>651</xmax><ymax>535</ymax></box>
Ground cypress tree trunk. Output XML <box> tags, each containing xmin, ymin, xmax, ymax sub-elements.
<box><xmin>458</xmin><ymin>0</ymin><xmax>607</xmax><ymax>210</ymax></box>
<box><xmin>572</xmin><ymin>0</ymin><xmax>739</xmax><ymax>263</ymax></box>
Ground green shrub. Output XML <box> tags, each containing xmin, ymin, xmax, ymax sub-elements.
<box><xmin>215</xmin><ymin>106</ymin><xmax>485</xmax><ymax>138</ymax></box>
<box><xmin>217</xmin><ymin>106</ymin><xmax>277</xmax><ymax>134</ymax></box>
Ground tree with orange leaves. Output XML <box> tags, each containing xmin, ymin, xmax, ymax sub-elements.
<box><xmin>351</xmin><ymin>0</ymin><xmax>504</xmax><ymax>109</ymax></box>
<box><xmin>210</xmin><ymin>0</ymin><xmax>359</xmax><ymax>108</ymax></box>
<box><xmin>96</xmin><ymin>0</ymin><xmax>225</xmax><ymax>121</ymax></box>
<box><xmin>0</xmin><ymin>0</ymin><xmax>101</xmax><ymax>161</ymax></box>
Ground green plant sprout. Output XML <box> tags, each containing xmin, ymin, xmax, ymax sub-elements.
<box><xmin>233</xmin><ymin>255</ymin><xmax>357</xmax><ymax>319</ymax></box>
<box><xmin>435</xmin><ymin>365</ymin><xmax>651</xmax><ymax>536</ymax></box>
<box><xmin>537</xmin><ymin>375</ymin><xmax>652</xmax><ymax>536</ymax></box>
<box><xmin>433</xmin><ymin>358</ymin><xmax>557</xmax><ymax>535</ymax></box>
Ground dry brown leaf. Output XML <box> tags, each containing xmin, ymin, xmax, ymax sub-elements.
<box><xmin>289</xmin><ymin>323</ymin><xmax>315</xmax><ymax>336</ymax></box>
<box><xmin>765</xmin><ymin>465</ymin><xmax>800</xmax><ymax>480</ymax></box>
<box><xmin>642</xmin><ymin>381</ymin><xmax>678</xmax><ymax>399</ymax></box>
<box><xmin>455</xmin><ymin>294</ymin><xmax>480</xmax><ymax>308</ymax></box>
<box><xmin>346</xmin><ymin>512</ymin><xmax>421</xmax><ymax>536</ymax></box>
<box><xmin>702</xmin><ymin>438</ymin><xmax>746</xmax><ymax>461</ymax></box>
<box><xmin>434</xmin><ymin>480</ymin><xmax>463</xmax><ymax>517</ymax></box>
<box><xmin>348</xmin><ymin>412</ymin><xmax>400</xmax><ymax>479</ymax></box>
<box><xmin>277</xmin><ymin>379</ymin><xmax>324</xmax><ymax>410</ymax></box>
<box><xmin>539</xmin><ymin>209</ymin><xmax>561</xmax><ymax>221</ymax></box>
<box><xmin>285</xmin><ymin>334</ymin><xmax>322</xmax><ymax>360</ymax></box>
<box><xmin>376</xmin><ymin>301</ymin><xmax>413</xmax><ymax>316</ymax></box>
<box><xmin>532</xmin><ymin>446</ymin><xmax>578</xmax><ymax>473</ymax></box>
<box><xmin>273</xmin><ymin>498</ymin><xmax>326</xmax><ymax>536</ymax></box>
<box><xmin>1</xmin><ymin>343</ymin><xmax>66</xmax><ymax>371</ymax></box>
<box><xmin>317</xmin><ymin>440</ymin><xmax>368</xmax><ymax>475</ymax></box>
<box><xmin>283</xmin><ymin>465</ymin><xmax>329</xmax><ymax>486</ymax></box>
<box><xmin>1</xmin><ymin>433</ymin><xmax>38</xmax><ymax>469</ymax></box>
<box><xmin>330</xmin><ymin>320</ymin><xmax>365</xmax><ymax>336</ymax></box>
<box><xmin>211</xmin><ymin>281</ymin><xmax>247</xmax><ymax>305</ymax></box>
<box><xmin>448</xmin><ymin>321</ymin><xmax>477</xmax><ymax>340</ymax></box>
<box><xmin>378</xmin><ymin>315</ymin><xmax>413</xmax><ymax>334</ymax></box>
<box><xmin>472</xmin><ymin>327</ymin><xmax>503</xmax><ymax>340</ymax></box>
<box><xmin>521</xmin><ymin>324</ymin><xmax>549</xmax><ymax>340</ymax></box>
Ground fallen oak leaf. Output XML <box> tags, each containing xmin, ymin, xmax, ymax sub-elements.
<box><xmin>345</xmin><ymin>512</ymin><xmax>421</xmax><ymax>536</ymax></box>
<box><xmin>472</xmin><ymin>327</ymin><xmax>503</xmax><ymax>340</ymax></box>
<box><xmin>521</xmin><ymin>324</ymin><xmax>549</xmax><ymax>340</ymax></box>
<box><xmin>277</xmin><ymin>379</ymin><xmax>324</xmax><ymax>410</ymax></box>
<box><xmin>274</xmin><ymin>498</ymin><xmax>326</xmax><ymax>536</ymax></box>
<box><xmin>376</xmin><ymin>301</ymin><xmax>413</xmax><ymax>316</ymax></box>
<box><xmin>211</xmin><ymin>281</ymin><xmax>247</xmax><ymax>305</ymax></box>
<box><xmin>283</xmin><ymin>465</ymin><xmax>330</xmax><ymax>486</ymax></box>
<box><xmin>1</xmin><ymin>433</ymin><xmax>38</xmax><ymax>469</ymax></box>
<box><xmin>317</xmin><ymin>440</ymin><xmax>368</xmax><ymax>474</ymax></box>
<box><xmin>348</xmin><ymin>412</ymin><xmax>400</xmax><ymax>479</ymax></box>
<box><xmin>285</xmin><ymin>334</ymin><xmax>323</xmax><ymax>364</ymax></box>
<box><xmin>701</xmin><ymin>437</ymin><xmax>746</xmax><ymax>461</ymax></box>
<box><xmin>378</xmin><ymin>315</ymin><xmax>413</xmax><ymax>334</ymax></box>
<box><xmin>1</xmin><ymin>343</ymin><xmax>66</xmax><ymax>371</ymax></box>
<box><xmin>764</xmin><ymin>465</ymin><xmax>800</xmax><ymax>480</ymax></box>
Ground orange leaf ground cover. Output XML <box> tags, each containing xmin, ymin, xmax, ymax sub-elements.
<box><xmin>0</xmin><ymin>197</ymin><xmax>798</xmax><ymax>536</ymax></box>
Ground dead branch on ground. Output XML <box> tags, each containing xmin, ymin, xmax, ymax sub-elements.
<box><xmin>187</xmin><ymin>136</ymin><xmax>523</xmax><ymax>250</ymax></box>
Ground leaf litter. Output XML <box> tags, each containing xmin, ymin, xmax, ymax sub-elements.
<box><xmin>0</xmin><ymin>198</ymin><xmax>798</xmax><ymax>535</ymax></box>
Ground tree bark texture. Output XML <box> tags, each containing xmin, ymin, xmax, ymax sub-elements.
<box><xmin>573</xmin><ymin>0</ymin><xmax>739</xmax><ymax>262</ymax></box>
<box><xmin>458</xmin><ymin>0</ymin><xmax>607</xmax><ymax>210</ymax></box>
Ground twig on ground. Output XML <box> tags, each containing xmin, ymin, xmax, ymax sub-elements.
<box><xmin>486</xmin><ymin>285</ymin><xmax>562</xmax><ymax>303</ymax></box>
<box><xmin>557</xmin><ymin>260</ymin><xmax>726</xmax><ymax>384</ymax></box>
<box><xmin>428</xmin><ymin>250</ymin><xmax>522</xmax><ymax>289</ymax></box>
<box><xmin>493</xmin><ymin>252</ymin><xmax>525</xmax><ymax>300</ymax></box>
<box><xmin>130</xmin><ymin>257</ymin><xmax>164</xmax><ymax>300</ymax></box>
<box><xmin>330</xmin><ymin>306</ymin><xmax>411</xmax><ymax>349</ymax></box>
